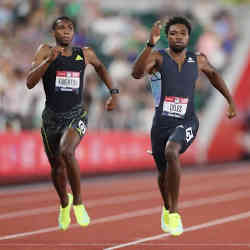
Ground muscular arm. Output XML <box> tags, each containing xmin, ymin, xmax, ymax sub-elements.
<box><xmin>198</xmin><ymin>53</ymin><xmax>236</xmax><ymax>118</ymax></box>
<box><xmin>26</xmin><ymin>44</ymin><xmax>52</xmax><ymax>89</ymax></box>
<box><xmin>83</xmin><ymin>47</ymin><xmax>117</xmax><ymax>111</ymax></box>
<box><xmin>131</xmin><ymin>49</ymin><xmax>162</xmax><ymax>79</ymax></box>
<box><xmin>132</xmin><ymin>20</ymin><xmax>163</xmax><ymax>79</ymax></box>
<box><xmin>198</xmin><ymin>54</ymin><xmax>232</xmax><ymax>103</ymax></box>
<box><xmin>82</xmin><ymin>47</ymin><xmax>115</xmax><ymax>91</ymax></box>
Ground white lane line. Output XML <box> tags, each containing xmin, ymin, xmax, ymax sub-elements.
<box><xmin>0</xmin><ymin>193</ymin><xmax>55</xmax><ymax>205</ymax></box>
<box><xmin>0</xmin><ymin>191</ymin><xmax>158</xmax><ymax>220</ymax></box>
<box><xmin>0</xmin><ymin>186</ymin><xmax>52</xmax><ymax>196</ymax></box>
<box><xmin>180</xmin><ymin>189</ymin><xmax>250</xmax><ymax>209</ymax></box>
<box><xmin>104</xmin><ymin>211</ymin><xmax>250</xmax><ymax>250</ymax></box>
<box><xmin>1</xmin><ymin>163</ymin><xmax>249</xmax><ymax>196</ymax></box>
<box><xmin>3</xmin><ymin>175</ymin><xmax>248</xmax><ymax>206</ymax></box>
<box><xmin>0</xmin><ymin>185</ymin><xmax>248</xmax><ymax>221</ymax></box>
<box><xmin>0</xmin><ymin>182</ymin><xmax>152</xmax><ymax>196</ymax></box>
<box><xmin>0</xmin><ymin>189</ymin><xmax>249</xmax><ymax>241</ymax></box>
<box><xmin>0</xmin><ymin>207</ymin><xmax>160</xmax><ymax>241</ymax></box>
<box><xmin>0</xmin><ymin>188</ymin><xmax>158</xmax><ymax>207</ymax></box>
<box><xmin>0</xmin><ymin>186</ymin><xmax>154</xmax><ymax>203</ymax></box>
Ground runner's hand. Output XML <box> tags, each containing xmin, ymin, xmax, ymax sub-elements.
<box><xmin>227</xmin><ymin>101</ymin><xmax>236</xmax><ymax>119</ymax></box>
<box><xmin>105</xmin><ymin>96</ymin><xmax>117</xmax><ymax>111</ymax></box>
<box><xmin>47</xmin><ymin>47</ymin><xmax>63</xmax><ymax>63</ymax></box>
<box><xmin>149</xmin><ymin>20</ymin><xmax>163</xmax><ymax>46</ymax></box>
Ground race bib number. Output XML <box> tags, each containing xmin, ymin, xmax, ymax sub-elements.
<box><xmin>186</xmin><ymin>127</ymin><xmax>194</xmax><ymax>142</ymax></box>
<box><xmin>55</xmin><ymin>71</ymin><xmax>80</xmax><ymax>92</ymax></box>
<box><xmin>77</xmin><ymin>120</ymin><xmax>87</xmax><ymax>136</ymax></box>
<box><xmin>163</xmin><ymin>96</ymin><xmax>188</xmax><ymax>119</ymax></box>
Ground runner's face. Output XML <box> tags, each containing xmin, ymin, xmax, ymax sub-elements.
<box><xmin>167</xmin><ymin>24</ymin><xmax>189</xmax><ymax>53</ymax></box>
<box><xmin>54</xmin><ymin>20</ymin><xmax>74</xmax><ymax>46</ymax></box>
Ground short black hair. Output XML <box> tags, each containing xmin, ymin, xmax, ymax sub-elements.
<box><xmin>165</xmin><ymin>16</ymin><xmax>192</xmax><ymax>36</ymax></box>
<box><xmin>52</xmin><ymin>16</ymin><xmax>75</xmax><ymax>31</ymax></box>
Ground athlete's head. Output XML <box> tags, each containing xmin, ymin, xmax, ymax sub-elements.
<box><xmin>165</xmin><ymin>16</ymin><xmax>191</xmax><ymax>53</ymax></box>
<box><xmin>52</xmin><ymin>16</ymin><xmax>75</xmax><ymax>46</ymax></box>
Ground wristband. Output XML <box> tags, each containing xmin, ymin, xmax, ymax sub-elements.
<box><xmin>110</xmin><ymin>88</ymin><xmax>119</xmax><ymax>94</ymax></box>
<box><xmin>146</xmin><ymin>40</ymin><xmax>155</xmax><ymax>48</ymax></box>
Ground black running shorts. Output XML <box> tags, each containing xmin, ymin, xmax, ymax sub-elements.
<box><xmin>41</xmin><ymin>104</ymin><xmax>87</xmax><ymax>164</ymax></box>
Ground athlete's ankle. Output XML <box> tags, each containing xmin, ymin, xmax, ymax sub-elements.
<box><xmin>73</xmin><ymin>199</ymin><xmax>83</xmax><ymax>206</ymax></box>
<box><xmin>169</xmin><ymin>208</ymin><xmax>179</xmax><ymax>213</ymax></box>
<box><xmin>60</xmin><ymin>196</ymin><xmax>69</xmax><ymax>208</ymax></box>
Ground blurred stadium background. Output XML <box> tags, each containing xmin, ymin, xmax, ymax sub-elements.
<box><xmin>0</xmin><ymin>0</ymin><xmax>249</xmax><ymax>184</ymax></box>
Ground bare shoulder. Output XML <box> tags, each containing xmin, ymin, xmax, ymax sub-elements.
<box><xmin>196</xmin><ymin>52</ymin><xmax>209</xmax><ymax>64</ymax></box>
<box><xmin>196</xmin><ymin>52</ymin><xmax>212</xmax><ymax>68</ymax></box>
<box><xmin>196</xmin><ymin>51</ymin><xmax>216</xmax><ymax>74</ymax></box>
<box><xmin>82</xmin><ymin>46</ymin><xmax>95</xmax><ymax>55</ymax></box>
<box><xmin>82</xmin><ymin>46</ymin><xmax>98</xmax><ymax>64</ymax></box>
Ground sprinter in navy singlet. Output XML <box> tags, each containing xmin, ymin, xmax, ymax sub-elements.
<box><xmin>26</xmin><ymin>16</ymin><xmax>119</xmax><ymax>230</ymax></box>
<box><xmin>132</xmin><ymin>16</ymin><xmax>236</xmax><ymax>236</ymax></box>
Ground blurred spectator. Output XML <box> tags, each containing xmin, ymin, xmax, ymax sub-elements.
<box><xmin>213</xmin><ymin>10</ymin><xmax>237</xmax><ymax>57</ymax></box>
<box><xmin>0</xmin><ymin>0</ymin><xmax>241</xmax><ymax>132</ymax></box>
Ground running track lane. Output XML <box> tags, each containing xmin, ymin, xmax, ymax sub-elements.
<box><xmin>0</xmin><ymin>163</ymin><xmax>249</xmax><ymax>250</ymax></box>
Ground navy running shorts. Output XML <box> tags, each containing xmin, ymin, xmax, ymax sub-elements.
<box><xmin>151</xmin><ymin>118</ymin><xmax>199</xmax><ymax>172</ymax></box>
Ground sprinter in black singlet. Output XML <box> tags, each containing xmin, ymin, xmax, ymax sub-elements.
<box><xmin>26</xmin><ymin>16</ymin><xmax>119</xmax><ymax>231</ymax></box>
<box><xmin>132</xmin><ymin>16</ymin><xmax>236</xmax><ymax>236</ymax></box>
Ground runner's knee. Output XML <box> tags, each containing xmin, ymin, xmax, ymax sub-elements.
<box><xmin>60</xmin><ymin>146</ymin><xmax>74</xmax><ymax>163</ymax></box>
<box><xmin>165</xmin><ymin>145</ymin><xmax>179</xmax><ymax>163</ymax></box>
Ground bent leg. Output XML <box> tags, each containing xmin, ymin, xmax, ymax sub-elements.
<box><xmin>59</xmin><ymin>128</ymin><xmax>82</xmax><ymax>205</ymax></box>
<box><xmin>51</xmin><ymin>158</ymin><xmax>68</xmax><ymax>207</ymax></box>
<box><xmin>41</xmin><ymin>127</ymin><xmax>68</xmax><ymax>207</ymax></box>
<box><xmin>165</xmin><ymin>121</ymin><xmax>199</xmax><ymax>213</ymax></box>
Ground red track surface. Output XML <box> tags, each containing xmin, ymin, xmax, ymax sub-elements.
<box><xmin>0</xmin><ymin>163</ymin><xmax>250</xmax><ymax>250</ymax></box>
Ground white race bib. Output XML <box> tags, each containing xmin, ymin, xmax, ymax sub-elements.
<box><xmin>55</xmin><ymin>71</ymin><xmax>80</xmax><ymax>92</ymax></box>
<box><xmin>163</xmin><ymin>96</ymin><xmax>188</xmax><ymax>119</ymax></box>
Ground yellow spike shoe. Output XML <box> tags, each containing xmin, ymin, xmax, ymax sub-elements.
<box><xmin>73</xmin><ymin>204</ymin><xmax>90</xmax><ymax>227</ymax></box>
<box><xmin>168</xmin><ymin>213</ymin><xmax>184</xmax><ymax>236</ymax></box>
<box><xmin>161</xmin><ymin>206</ymin><xmax>170</xmax><ymax>232</ymax></box>
<box><xmin>58</xmin><ymin>193</ymin><xmax>73</xmax><ymax>231</ymax></box>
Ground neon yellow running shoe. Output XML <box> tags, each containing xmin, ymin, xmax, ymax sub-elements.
<box><xmin>168</xmin><ymin>213</ymin><xmax>183</xmax><ymax>236</ymax></box>
<box><xmin>58</xmin><ymin>193</ymin><xmax>73</xmax><ymax>231</ymax></box>
<box><xmin>73</xmin><ymin>204</ymin><xmax>90</xmax><ymax>227</ymax></box>
<box><xmin>161</xmin><ymin>206</ymin><xmax>170</xmax><ymax>232</ymax></box>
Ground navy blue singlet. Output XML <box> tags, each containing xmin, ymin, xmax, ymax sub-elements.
<box><xmin>150</xmin><ymin>49</ymin><xmax>198</xmax><ymax>127</ymax></box>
